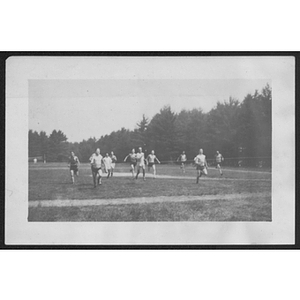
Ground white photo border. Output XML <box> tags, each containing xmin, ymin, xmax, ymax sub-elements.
<box><xmin>5</xmin><ymin>54</ymin><xmax>296</xmax><ymax>245</ymax></box>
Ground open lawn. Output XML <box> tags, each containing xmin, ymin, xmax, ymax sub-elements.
<box><xmin>28</xmin><ymin>163</ymin><xmax>271</xmax><ymax>221</ymax></box>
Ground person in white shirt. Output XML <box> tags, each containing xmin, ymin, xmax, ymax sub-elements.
<box><xmin>124</xmin><ymin>149</ymin><xmax>137</xmax><ymax>179</ymax></box>
<box><xmin>68</xmin><ymin>151</ymin><xmax>80</xmax><ymax>184</ymax></box>
<box><xmin>215</xmin><ymin>150</ymin><xmax>224</xmax><ymax>176</ymax></box>
<box><xmin>89</xmin><ymin>148</ymin><xmax>103</xmax><ymax>187</ymax></box>
<box><xmin>177</xmin><ymin>151</ymin><xmax>187</xmax><ymax>173</ymax></box>
<box><xmin>147</xmin><ymin>150</ymin><xmax>161</xmax><ymax>179</ymax></box>
<box><xmin>194</xmin><ymin>148</ymin><xmax>208</xmax><ymax>184</ymax></box>
<box><xmin>110</xmin><ymin>151</ymin><xmax>117</xmax><ymax>177</ymax></box>
<box><xmin>103</xmin><ymin>153</ymin><xmax>113</xmax><ymax>179</ymax></box>
<box><xmin>135</xmin><ymin>147</ymin><xmax>146</xmax><ymax>180</ymax></box>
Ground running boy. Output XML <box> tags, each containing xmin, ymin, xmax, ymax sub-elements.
<box><xmin>68</xmin><ymin>151</ymin><xmax>80</xmax><ymax>184</ymax></box>
<box><xmin>103</xmin><ymin>153</ymin><xmax>112</xmax><ymax>178</ymax></box>
<box><xmin>110</xmin><ymin>151</ymin><xmax>117</xmax><ymax>177</ymax></box>
<box><xmin>147</xmin><ymin>150</ymin><xmax>161</xmax><ymax>179</ymax></box>
<box><xmin>215</xmin><ymin>150</ymin><xmax>224</xmax><ymax>176</ymax></box>
<box><xmin>124</xmin><ymin>149</ymin><xmax>137</xmax><ymax>179</ymax></box>
<box><xmin>177</xmin><ymin>151</ymin><xmax>187</xmax><ymax>173</ymax></box>
<box><xmin>194</xmin><ymin>149</ymin><xmax>208</xmax><ymax>184</ymax></box>
<box><xmin>135</xmin><ymin>147</ymin><xmax>146</xmax><ymax>180</ymax></box>
<box><xmin>89</xmin><ymin>148</ymin><xmax>103</xmax><ymax>187</ymax></box>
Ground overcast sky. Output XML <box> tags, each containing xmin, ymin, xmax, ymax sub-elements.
<box><xmin>29</xmin><ymin>78</ymin><xmax>270</xmax><ymax>142</ymax></box>
<box><xmin>18</xmin><ymin>56</ymin><xmax>282</xmax><ymax>142</ymax></box>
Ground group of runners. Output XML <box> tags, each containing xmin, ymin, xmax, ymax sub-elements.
<box><xmin>124</xmin><ymin>147</ymin><xmax>161</xmax><ymax>180</ymax></box>
<box><xmin>68</xmin><ymin>147</ymin><xmax>224</xmax><ymax>186</ymax></box>
<box><xmin>177</xmin><ymin>149</ymin><xmax>224</xmax><ymax>180</ymax></box>
<box><xmin>68</xmin><ymin>149</ymin><xmax>117</xmax><ymax>187</ymax></box>
<box><xmin>89</xmin><ymin>149</ymin><xmax>118</xmax><ymax>187</ymax></box>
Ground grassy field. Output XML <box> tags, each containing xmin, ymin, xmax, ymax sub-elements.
<box><xmin>28</xmin><ymin>163</ymin><xmax>271</xmax><ymax>222</ymax></box>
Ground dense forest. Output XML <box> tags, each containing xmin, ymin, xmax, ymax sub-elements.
<box><xmin>29</xmin><ymin>84</ymin><xmax>271</xmax><ymax>167</ymax></box>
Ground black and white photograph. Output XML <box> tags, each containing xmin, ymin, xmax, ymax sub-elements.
<box><xmin>27</xmin><ymin>70</ymin><xmax>272</xmax><ymax>222</ymax></box>
<box><xmin>2</xmin><ymin>2</ymin><xmax>300</xmax><ymax>300</ymax></box>
<box><xmin>5</xmin><ymin>55</ymin><xmax>295</xmax><ymax>245</ymax></box>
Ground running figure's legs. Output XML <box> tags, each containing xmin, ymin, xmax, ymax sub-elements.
<box><xmin>135</xmin><ymin>167</ymin><xmax>140</xmax><ymax>179</ymax></box>
<box><xmin>92</xmin><ymin>168</ymin><xmax>102</xmax><ymax>187</ymax></box>
<box><xmin>92</xmin><ymin>170</ymin><xmax>97</xmax><ymax>187</ymax></box>
<box><xmin>130</xmin><ymin>164</ymin><xmax>135</xmax><ymax>179</ymax></box>
<box><xmin>70</xmin><ymin>170</ymin><xmax>75</xmax><ymax>184</ymax></box>
<box><xmin>97</xmin><ymin>170</ymin><xmax>102</xmax><ymax>185</ymax></box>
<box><xmin>152</xmin><ymin>164</ymin><xmax>156</xmax><ymax>178</ymax></box>
<box><xmin>196</xmin><ymin>169</ymin><xmax>202</xmax><ymax>183</ymax></box>
<box><xmin>181</xmin><ymin>163</ymin><xmax>186</xmax><ymax>173</ymax></box>
<box><xmin>217</xmin><ymin>163</ymin><xmax>223</xmax><ymax>175</ymax></box>
<box><xmin>74</xmin><ymin>170</ymin><xmax>79</xmax><ymax>182</ymax></box>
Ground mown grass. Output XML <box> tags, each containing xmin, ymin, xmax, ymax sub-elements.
<box><xmin>28</xmin><ymin>196</ymin><xmax>271</xmax><ymax>222</ymax></box>
<box><xmin>28</xmin><ymin>163</ymin><xmax>271</xmax><ymax>221</ymax></box>
<box><xmin>29</xmin><ymin>163</ymin><xmax>271</xmax><ymax>200</ymax></box>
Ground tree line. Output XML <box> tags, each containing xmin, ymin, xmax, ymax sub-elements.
<box><xmin>29</xmin><ymin>84</ymin><xmax>271</xmax><ymax>167</ymax></box>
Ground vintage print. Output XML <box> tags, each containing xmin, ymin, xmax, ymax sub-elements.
<box><xmin>5</xmin><ymin>56</ymin><xmax>295</xmax><ymax>245</ymax></box>
<box><xmin>28</xmin><ymin>68</ymin><xmax>271</xmax><ymax>222</ymax></box>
